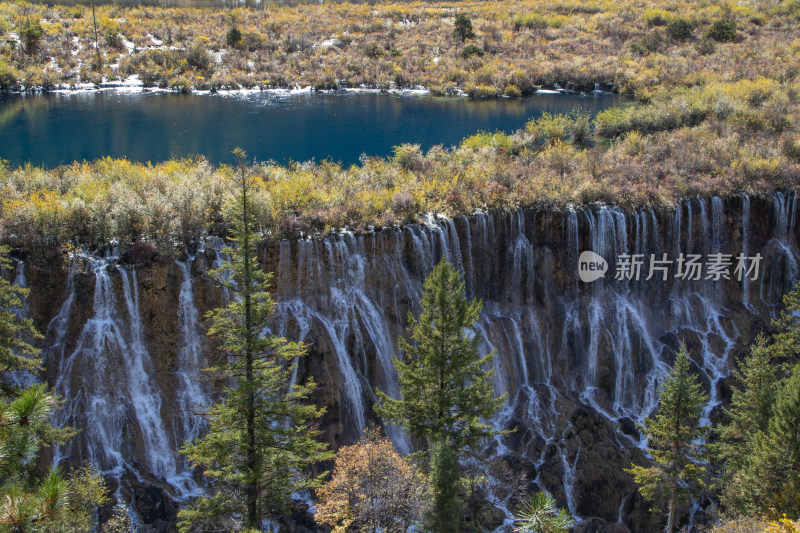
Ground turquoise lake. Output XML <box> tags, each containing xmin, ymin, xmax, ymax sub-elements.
<box><xmin>0</xmin><ymin>90</ymin><xmax>621</xmax><ymax>167</ymax></box>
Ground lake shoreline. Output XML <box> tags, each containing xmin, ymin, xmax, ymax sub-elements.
<box><xmin>5</xmin><ymin>74</ymin><xmax>614</xmax><ymax>99</ymax></box>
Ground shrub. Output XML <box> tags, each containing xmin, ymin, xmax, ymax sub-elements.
<box><xmin>0</xmin><ymin>61</ymin><xmax>19</xmax><ymax>91</ymax></box>
<box><xmin>105</xmin><ymin>27</ymin><xmax>123</xmax><ymax>49</ymax></box>
<box><xmin>644</xmin><ymin>8</ymin><xmax>671</xmax><ymax>27</ymax></box>
<box><xmin>631</xmin><ymin>30</ymin><xmax>664</xmax><ymax>55</ymax></box>
<box><xmin>461</xmin><ymin>44</ymin><xmax>484</xmax><ymax>58</ymax></box>
<box><xmin>513</xmin><ymin>12</ymin><xmax>548</xmax><ymax>30</ymax></box>
<box><xmin>666</xmin><ymin>18</ymin><xmax>693</xmax><ymax>41</ymax></box>
<box><xmin>503</xmin><ymin>84</ymin><xmax>522</xmax><ymax>97</ymax></box>
<box><xmin>695</xmin><ymin>38</ymin><xmax>716</xmax><ymax>55</ymax></box>
<box><xmin>186</xmin><ymin>42</ymin><xmax>212</xmax><ymax>71</ymax></box>
<box><xmin>706</xmin><ymin>18</ymin><xmax>737</xmax><ymax>42</ymax></box>
<box><xmin>225</xmin><ymin>26</ymin><xmax>242</xmax><ymax>47</ymax></box>
<box><xmin>393</xmin><ymin>144</ymin><xmax>425</xmax><ymax>172</ymax></box>
<box><xmin>362</xmin><ymin>42</ymin><xmax>386</xmax><ymax>58</ymax></box>
<box><xmin>18</xmin><ymin>19</ymin><xmax>44</xmax><ymax>53</ymax></box>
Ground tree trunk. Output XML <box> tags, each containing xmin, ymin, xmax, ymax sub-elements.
<box><xmin>666</xmin><ymin>498</ymin><xmax>675</xmax><ymax>532</ymax></box>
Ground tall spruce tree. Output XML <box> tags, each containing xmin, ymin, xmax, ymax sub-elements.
<box><xmin>376</xmin><ymin>259</ymin><xmax>505</xmax><ymax>532</ymax></box>
<box><xmin>179</xmin><ymin>150</ymin><xmax>330</xmax><ymax>532</ymax></box>
<box><xmin>626</xmin><ymin>344</ymin><xmax>708</xmax><ymax>532</ymax></box>
<box><xmin>719</xmin><ymin>281</ymin><xmax>800</xmax><ymax>518</ymax></box>
<box><xmin>718</xmin><ymin>335</ymin><xmax>777</xmax><ymax>514</ymax></box>
<box><xmin>749</xmin><ymin>362</ymin><xmax>800</xmax><ymax>518</ymax></box>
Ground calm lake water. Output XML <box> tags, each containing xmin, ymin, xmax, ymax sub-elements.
<box><xmin>0</xmin><ymin>90</ymin><xmax>621</xmax><ymax>168</ymax></box>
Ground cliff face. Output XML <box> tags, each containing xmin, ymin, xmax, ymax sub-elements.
<box><xmin>18</xmin><ymin>192</ymin><xmax>800</xmax><ymax>532</ymax></box>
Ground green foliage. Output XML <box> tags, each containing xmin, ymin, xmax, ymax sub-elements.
<box><xmin>525</xmin><ymin>109</ymin><xmax>590</xmax><ymax>146</ymax></box>
<box><xmin>186</xmin><ymin>42</ymin><xmax>212</xmax><ymax>71</ymax></box>
<box><xmin>513</xmin><ymin>491</ymin><xmax>574</xmax><ymax>533</ymax></box>
<box><xmin>362</xmin><ymin>42</ymin><xmax>386</xmax><ymax>58</ymax></box>
<box><xmin>513</xmin><ymin>12</ymin><xmax>548</xmax><ymax>30</ymax></box>
<box><xmin>453</xmin><ymin>14</ymin><xmax>475</xmax><ymax>43</ymax></box>
<box><xmin>18</xmin><ymin>19</ymin><xmax>43</xmax><ymax>53</ymax></box>
<box><xmin>705</xmin><ymin>18</ymin><xmax>737</xmax><ymax>42</ymax></box>
<box><xmin>179</xmin><ymin>149</ymin><xmax>330</xmax><ymax>532</ymax></box>
<box><xmin>718</xmin><ymin>334</ymin><xmax>777</xmax><ymax>514</ymax></box>
<box><xmin>631</xmin><ymin>30</ymin><xmax>664</xmax><ymax>55</ymax></box>
<box><xmin>0</xmin><ymin>249</ymin><xmax>40</xmax><ymax>384</ymax></box>
<box><xmin>0</xmin><ymin>61</ymin><xmax>18</xmax><ymax>92</ymax></box>
<box><xmin>626</xmin><ymin>345</ymin><xmax>708</xmax><ymax>532</ymax></box>
<box><xmin>666</xmin><ymin>18</ymin><xmax>693</xmax><ymax>41</ymax></box>
<box><xmin>753</xmin><ymin>363</ymin><xmax>800</xmax><ymax>518</ymax></box>
<box><xmin>720</xmin><ymin>282</ymin><xmax>800</xmax><ymax>519</ymax></box>
<box><xmin>0</xmin><ymin>245</ymin><xmax>102</xmax><ymax>533</ymax></box>
<box><xmin>376</xmin><ymin>260</ymin><xmax>505</xmax><ymax>532</ymax></box>
<box><xmin>428</xmin><ymin>436</ymin><xmax>462</xmax><ymax>533</ymax></box>
<box><xmin>376</xmin><ymin>260</ymin><xmax>505</xmax><ymax>448</ymax></box>
<box><xmin>225</xmin><ymin>26</ymin><xmax>242</xmax><ymax>47</ymax></box>
<box><xmin>461</xmin><ymin>131</ymin><xmax>515</xmax><ymax>152</ymax></box>
<box><xmin>461</xmin><ymin>44</ymin><xmax>484</xmax><ymax>58</ymax></box>
<box><xmin>644</xmin><ymin>8</ymin><xmax>671</xmax><ymax>27</ymax></box>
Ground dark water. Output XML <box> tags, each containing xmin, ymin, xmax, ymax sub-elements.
<box><xmin>0</xmin><ymin>90</ymin><xmax>621</xmax><ymax>168</ymax></box>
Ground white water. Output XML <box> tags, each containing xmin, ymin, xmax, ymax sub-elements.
<box><xmin>40</xmin><ymin>195</ymin><xmax>800</xmax><ymax>527</ymax></box>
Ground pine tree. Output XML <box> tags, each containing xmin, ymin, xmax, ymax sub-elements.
<box><xmin>513</xmin><ymin>491</ymin><xmax>574</xmax><ymax>533</ymax></box>
<box><xmin>179</xmin><ymin>150</ymin><xmax>330</xmax><ymax>532</ymax></box>
<box><xmin>744</xmin><ymin>363</ymin><xmax>800</xmax><ymax>518</ymax></box>
<box><xmin>719</xmin><ymin>281</ymin><xmax>800</xmax><ymax>517</ymax></box>
<box><xmin>453</xmin><ymin>14</ymin><xmax>475</xmax><ymax>43</ymax></box>
<box><xmin>626</xmin><ymin>345</ymin><xmax>708</xmax><ymax>532</ymax></box>
<box><xmin>718</xmin><ymin>335</ymin><xmax>777</xmax><ymax>514</ymax></box>
<box><xmin>376</xmin><ymin>259</ymin><xmax>505</xmax><ymax>532</ymax></box>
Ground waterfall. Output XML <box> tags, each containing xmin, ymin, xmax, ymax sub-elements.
<box><xmin>37</xmin><ymin>195</ymin><xmax>800</xmax><ymax>528</ymax></box>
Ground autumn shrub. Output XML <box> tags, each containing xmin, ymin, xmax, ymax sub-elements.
<box><xmin>644</xmin><ymin>8</ymin><xmax>671</xmax><ymax>27</ymax></box>
<box><xmin>513</xmin><ymin>12</ymin><xmax>548</xmax><ymax>30</ymax></box>
<box><xmin>0</xmin><ymin>60</ymin><xmax>18</xmax><ymax>91</ymax></box>
<box><xmin>315</xmin><ymin>428</ymin><xmax>430</xmax><ymax>532</ymax></box>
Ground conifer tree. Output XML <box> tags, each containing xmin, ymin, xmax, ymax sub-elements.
<box><xmin>719</xmin><ymin>281</ymin><xmax>800</xmax><ymax>517</ymax></box>
<box><xmin>376</xmin><ymin>259</ymin><xmax>505</xmax><ymax>532</ymax></box>
<box><xmin>718</xmin><ymin>335</ymin><xmax>777</xmax><ymax>514</ymax></box>
<box><xmin>179</xmin><ymin>150</ymin><xmax>330</xmax><ymax>532</ymax></box>
<box><xmin>750</xmin><ymin>363</ymin><xmax>800</xmax><ymax>518</ymax></box>
<box><xmin>626</xmin><ymin>345</ymin><xmax>708</xmax><ymax>532</ymax></box>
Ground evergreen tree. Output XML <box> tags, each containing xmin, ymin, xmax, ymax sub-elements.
<box><xmin>513</xmin><ymin>491</ymin><xmax>574</xmax><ymax>533</ymax></box>
<box><xmin>376</xmin><ymin>259</ymin><xmax>505</xmax><ymax>532</ymax></box>
<box><xmin>453</xmin><ymin>14</ymin><xmax>475</xmax><ymax>43</ymax></box>
<box><xmin>179</xmin><ymin>150</ymin><xmax>330</xmax><ymax>532</ymax></box>
<box><xmin>719</xmin><ymin>281</ymin><xmax>800</xmax><ymax>517</ymax></box>
<box><xmin>718</xmin><ymin>335</ymin><xmax>777</xmax><ymax>514</ymax></box>
<box><xmin>751</xmin><ymin>362</ymin><xmax>800</xmax><ymax>518</ymax></box>
<box><xmin>626</xmin><ymin>345</ymin><xmax>708</xmax><ymax>532</ymax></box>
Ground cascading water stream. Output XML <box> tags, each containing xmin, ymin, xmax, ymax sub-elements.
<box><xmin>34</xmin><ymin>195</ymin><xmax>799</xmax><ymax>529</ymax></box>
